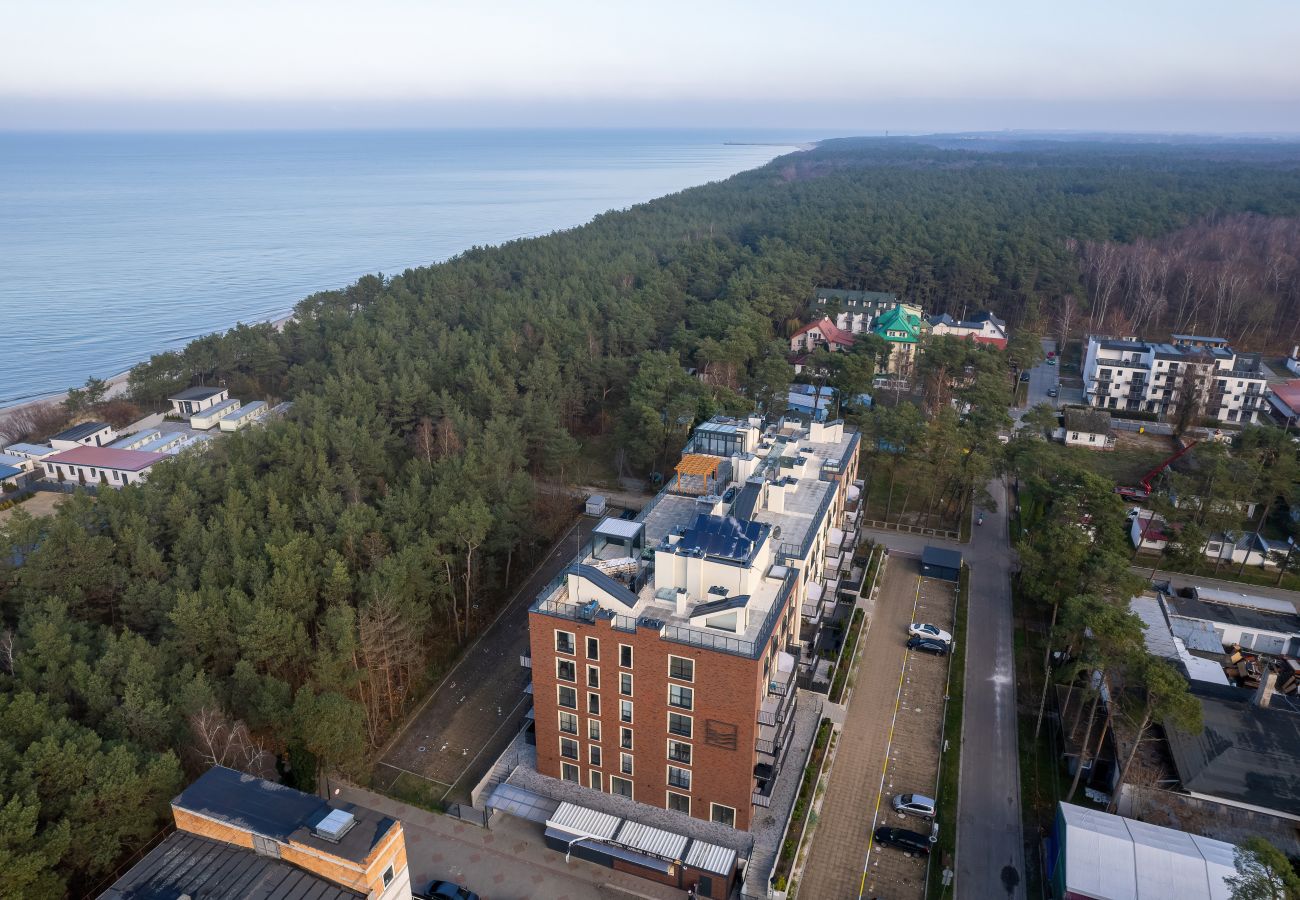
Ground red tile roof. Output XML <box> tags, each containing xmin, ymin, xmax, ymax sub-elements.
<box><xmin>1274</xmin><ymin>379</ymin><xmax>1300</xmax><ymax>410</ymax></box>
<box><xmin>792</xmin><ymin>317</ymin><xmax>855</xmax><ymax>347</ymax></box>
<box><xmin>44</xmin><ymin>446</ymin><xmax>167</xmax><ymax>472</ymax></box>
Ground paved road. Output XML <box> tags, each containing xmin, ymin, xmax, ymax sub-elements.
<box><xmin>1131</xmin><ymin>568</ymin><xmax>1300</xmax><ymax>611</ymax></box>
<box><xmin>1015</xmin><ymin>339</ymin><xmax>1060</xmax><ymax>422</ymax></box>
<box><xmin>380</xmin><ymin>518</ymin><xmax>596</xmax><ymax>801</ymax></box>
<box><xmin>955</xmin><ymin>479</ymin><xmax>1025</xmax><ymax>900</ymax></box>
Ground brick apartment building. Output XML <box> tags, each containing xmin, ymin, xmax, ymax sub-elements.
<box><xmin>101</xmin><ymin>766</ymin><xmax>412</xmax><ymax>900</ymax></box>
<box><xmin>527</xmin><ymin>415</ymin><xmax>859</xmax><ymax>833</ymax></box>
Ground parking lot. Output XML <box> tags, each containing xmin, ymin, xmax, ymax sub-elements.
<box><xmin>860</xmin><ymin>569</ymin><xmax>958</xmax><ymax>899</ymax></box>
<box><xmin>797</xmin><ymin>556</ymin><xmax>959</xmax><ymax>899</ymax></box>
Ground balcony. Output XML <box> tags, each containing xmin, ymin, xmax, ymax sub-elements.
<box><xmin>519</xmin><ymin>653</ymin><xmax>532</xmax><ymax>669</ymax></box>
<box><xmin>752</xmin><ymin>789</ymin><xmax>773</xmax><ymax>808</ymax></box>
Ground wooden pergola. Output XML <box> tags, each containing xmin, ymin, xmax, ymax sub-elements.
<box><xmin>674</xmin><ymin>454</ymin><xmax>722</xmax><ymax>496</ymax></box>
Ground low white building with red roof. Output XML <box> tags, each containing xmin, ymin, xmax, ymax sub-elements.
<box><xmin>789</xmin><ymin>317</ymin><xmax>856</xmax><ymax>354</ymax></box>
<box><xmin>41</xmin><ymin>445</ymin><xmax>168</xmax><ymax>487</ymax></box>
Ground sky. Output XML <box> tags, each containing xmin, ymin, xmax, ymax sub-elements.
<box><xmin>3</xmin><ymin>0</ymin><xmax>1298</xmax><ymax>133</ymax></box>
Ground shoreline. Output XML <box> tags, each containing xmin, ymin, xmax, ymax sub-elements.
<box><xmin>0</xmin><ymin>312</ymin><xmax>295</xmax><ymax>432</ymax></box>
<box><xmin>1</xmin><ymin>136</ymin><xmax>816</xmax><ymax>433</ymax></box>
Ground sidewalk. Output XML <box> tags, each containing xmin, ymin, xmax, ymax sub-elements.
<box><xmin>335</xmin><ymin>782</ymin><xmax>685</xmax><ymax>900</ymax></box>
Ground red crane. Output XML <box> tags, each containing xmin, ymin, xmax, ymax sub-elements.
<box><xmin>1115</xmin><ymin>439</ymin><xmax>1198</xmax><ymax>502</ymax></box>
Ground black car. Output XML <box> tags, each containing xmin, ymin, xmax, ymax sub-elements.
<box><xmin>415</xmin><ymin>881</ymin><xmax>481</xmax><ymax>900</ymax></box>
<box><xmin>1047</xmin><ymin>387</ymin><xmax>1059</xmax><ymax>398</ymax></box>
<box><xmin>874</xmin><ymin>825</ymin><xmax>936</xmax><ymax>856</ymax></box>
<box><xmin>1019</xmin><ymin>371</ymin><xmax>1031</xmax><ymax>382</ymax></box>
<box><xmin>907</xmin><ymin>636</ymin><xmax>949</xmax><ymax>656</ymax></box>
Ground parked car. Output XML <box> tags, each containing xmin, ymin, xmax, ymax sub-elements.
<box><xmin>891</xmin><ymin>793</ymin><xmax>937</xmax><ymax>819</ymax></box>
<box><xmin>415</xmin><ymin>881</ymin><xmax>481</xmax><ymax>900</ymax></box>
<box><xmin>1019</xmin><ymin>371</ymin><xmax>1031</xmax><ymax>382</ymax></box>
<box><xmin>618</xmin><ymin>507</ymin><xmax>638</xmax><ymax>520</ymax></box>
<box><xmin>1047</xmin><ymin>357</ymin><xmax>1057</xmax><ymax>366</ymax></box>
<box><xmin>1047</xmin><ymin>387</ymin><xmax>1059</xmax><ymax>398</ymax></box>
<box><xmin>909</xmin><ymin>623</ymin><xmax>952</xmax><ymax>642</ymax></box>
<box><xmin>907</xmin><ymin>636</ymin><xmax>950</xmax><ymax>656</ymax></box>
<box><xmin>874</xmin><ymin>824</ymin><xmax>938</xmax><ymax>856</ymax></box>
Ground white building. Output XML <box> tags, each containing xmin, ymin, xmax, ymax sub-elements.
<box><xmin>2</xmin><ymin>442</ymin><xmax>56</xmax><ymax>465</ymax></box>
<box><xmin>48</xmin><ymin>421</ymin><xmax>118</xmax><ymax>450</ymax></box>
<box><xmin>190</xmin><ymin>397</ymin><xmax>241</xmax><ymax>430</ymax></box>
<box><xmin>1063</xmin><ymin>408</ymin><xmax>1114</xmax><ymax>451</ymax></box>
<box><xmin>926</xmin><ymin>311</ymin><xmax>1008</xmax><ymax>349</ymax></box>
<box><xmin>1164</xmin><ymin>586</ymin><xmax>1300</xmax><ymax>656</ymax></box>
<box><xmin>1082</xmin><ymin>334</ymin><xmax>1268</xmax><ymax>424</ymax></box>
<box><xmin>219</xmin><ymin>400</ymin><xmax>267</xmax><ymax>431</ymax></box>
<box><xmin>168</xmin><ymin>385</ymin><xmax>230</xmax><ymax>418</ymax></box>
<box><xmin>41</xmin><ymin>446</ymin><xmax>167</xmax><ymax>487</ymax></box>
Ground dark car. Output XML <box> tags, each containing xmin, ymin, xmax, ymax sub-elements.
<box><xmin>1019</xmin><ymin>371</ymin><xmax>1031</xmax><ymax>382</ymax></box>
<box><xmin>415</xmin><ymin>881</ymin><xmax>480</xmax><ymax>900</ymax></box>
<box><xmin>874</xmin><ymin>825</ymin><xmax>937</xmax><ymax>856</ymax></box>
<box><xmin>907</xmin><ymin>636</ymin><xmax>949</xmax><ymax>656</ymax></box>
<box><xmin>1047</xmin><ymin>387</ymin><xmax>1059</xmax><ymax>398</ymax></box>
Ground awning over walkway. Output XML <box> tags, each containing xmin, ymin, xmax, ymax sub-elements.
<box><xmin>485</xmin><ymin>783</ymin><xmax>558</xmax><ymax>823</ymax></box>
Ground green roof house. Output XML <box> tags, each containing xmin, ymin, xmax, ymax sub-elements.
<box><xmin>872</xmin><ymin>303</ymin><xmax>928</xmax><ymax>377</ymax></box>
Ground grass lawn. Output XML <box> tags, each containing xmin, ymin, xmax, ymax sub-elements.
<box><xmin>1135</xmin><ymin>551</ymin><xmax>1300</xmax><ymax>592</ymax></box>
<box><xmin>1041</xmin><ymin>435</ymin><xmax>1177</xmax><ymax>486</ymax></box>
<box><xmin>927</xmin><ymin>565</ymin><xmax>968</xmax><ymax>899</ymax></box>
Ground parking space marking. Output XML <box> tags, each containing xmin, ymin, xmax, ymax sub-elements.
<box><xmin>857</xmin><ymin>575</ymin><xmax>923</xmax><ymax>900</ymax></box>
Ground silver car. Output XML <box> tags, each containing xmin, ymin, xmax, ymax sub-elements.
<box><xmin>891</xmin><ymin>793</ymin><xmax>937</xmax><ymax>819</ymax></box>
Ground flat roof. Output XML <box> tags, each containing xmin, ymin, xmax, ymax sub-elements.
<box><xmin>168</xmin><ymin>385</ymin><xmax>227</xmax><ymax>401</ymax></box>
<box><xmin>172</xmin><ymin>766</ymin><xmax>397</xmax><ymax>865</ymax></box>
<box><xmin>97</xmin><ymin>830</ymin><xmax>362</xmax><ymax>900</ymax></box>
<box><xmin>43</xmin><ymin>446</ymin><xmax>167</xmax><ymax>472</ymax></box>
<box><xmin>1165</xmin><ymin>593</ymin><xmax>1300</xmax><ymax>635</ymax></box>
<box><xmin>0</xmin><ymin>465</ymin><xmax>22</xmax><ymax>481</ymax></box>
<box><xmin>195</xmin><ymin>397</ymin><xmax>242</xmax><ymax>418</ymax></box>
<box><xmin>594</xmin><ymin>517</ymin><xmax>643</xmax><ymax>541</ymax></box>
<box><xmin>922</xmin><ymin>545</ymin><xmax>963</xmax><ymax>569</ymax></box>
<box><xmin>3</xmin><ymin>442</ymin><xmax>54</xmax><ymax>458</ymax></box>
<box><xmin>50</xmin><ymin>421</ymin><xmax>110</xmax><ymax>442</ymax></box>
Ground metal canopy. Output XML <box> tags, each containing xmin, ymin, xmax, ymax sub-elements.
<box><xmin>486</xmin><ymin>783</ymin><xmax>558</xmax><ymax>823</ymax></box>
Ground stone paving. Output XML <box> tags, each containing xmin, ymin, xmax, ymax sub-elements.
<box><xmin>795</xmin><ymin>557</ymin><xmax>955</xmax><ymax>900</ymax></box>
<box><xmin>335</xmin><ymin>782</ymin><xmax>684</xmax><ymax>900</ymax></box>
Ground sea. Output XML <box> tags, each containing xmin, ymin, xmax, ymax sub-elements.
<box><xmin>0</xmin><ymin>129</ymin><xmax>817</xmax><ymax>407</ymax></box>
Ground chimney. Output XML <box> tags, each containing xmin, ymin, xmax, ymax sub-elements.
<box><xmin>675</xmin><ymin>588</ymin><xmax>690</xmax><ymax>619</ymax></box>
<box><xmin>1254</xmin><ymin>670</ymin><xmax>1278</xmax><ymax>709</ymax></box>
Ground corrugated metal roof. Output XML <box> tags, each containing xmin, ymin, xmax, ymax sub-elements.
<box><xmin>615</xmin><ymin>820</ymin><xmax>688</xmax><ymax>861</ymax></box>
<box><xmin>594</xmin><ymin>517</ymin><xmax>643</xmax><ymax>541</ymax></box>
<box><xmin>685</xmin><ymin>839</ymin><xmax>737</xmax><ymax>876</ymax></box>
<box><xmin>43</xmin><ymin>446</ymin><xmax>167</xmax><ymax>472</ymax></box>
<box><xmin>195</xmin><ymin>397</ymin><xmax>241</xmax><ymax>419</ymax></box>
<box><xmin>3</xmin><ymin>442</ymin><xmax>54</xmax><ymax>458</ymax></box>
<box><xmin>546</xmin><ymin>802</ymin><xmax>620</xmax><ymax>840</ymax></box>
<box><xmin>50</xmin><ymin>421</ymin><xmax>111</xmax><ymax>442</ymax></box>
<box><xmin>97</xmin><ymin>830</ymin><xmax>362</xmax><ymax>900</ymax></box>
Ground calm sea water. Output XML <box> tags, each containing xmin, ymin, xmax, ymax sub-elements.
<box><xmin>0</xmin><ymin>129</ymin><xmax>813</xmax><ymax>406</ymax></box>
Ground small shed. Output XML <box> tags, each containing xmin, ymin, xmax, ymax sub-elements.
<box><xmin>585</xmin><ymin>494</ymin><xmax>607</xmax><ymax>517</ymax></box>
<box><xmin>921</xmin><ymin>545</ymin><xmax>962</xmax><ymax>582</ymax></box>
<box><xmin>1063</xmin><ymin>408</ymin><xmax>1114</xmax><ymax>450</ymax></box>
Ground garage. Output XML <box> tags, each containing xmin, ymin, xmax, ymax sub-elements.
<box><xmin>921</xmin><ymin>545</ymin><xmax>962</xmax><ymax>582</ymax></box>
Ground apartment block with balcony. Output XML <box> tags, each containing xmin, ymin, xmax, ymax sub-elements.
<box><xmin>526</xmin><ymin>415</ymin><xmax>859</xmax><ymax>832</ymax></box>
<box><xmin>1082</xmin><ymin>334</ymin><xmax>1268</xmax><ymax>425</ymax></box>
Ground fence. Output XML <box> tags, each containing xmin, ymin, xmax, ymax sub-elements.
<box><xmin>861</xmin><ymin>518</ymin><xmax>959</xmax><ymax>541</ymax></box>
<box><xmin>445</xmin><ymin>802</ymin><xmax>490</xmax><ymax>827</ymax></box>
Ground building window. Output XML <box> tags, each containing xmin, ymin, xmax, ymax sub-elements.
<box><xmin>668</xmin><ymin>712</ymin><xmax>692</xmax><ymax>738</ymax></box>
<box><xmin>667</xmin><ymin>740</ymin><xmax>692</xmax><ymax>765</ymax></box>
<box><xmin>556</xmin><ymin>659</ymin><xmax>576</xmax><ymax>682</ymax></box>
<box><xmin>620</xmin><ymin>673</ymin><xmax>633</xmax><ymax>696</ymax></box>
<box><xmin>668</xmin><ymin>655</ymin><xmax>695</xmax><ymax>682</ymax></box>
<box><xmin>556</xmin><ymin>630</ymin><xmax>575</xmax><ymax>654</ymax></box>
<box><xmin>619</xmin><ymin>645</ymin><xmax>633</xmax><ymax>668</ymax></box>
<box><xmin>558</xmin><ymin>686</ymin><xmax>577</xmax><ymax>709</ymax></box>
<box><xmin>667</xmin><ymin>765</ymin><xmax>691</xmax><ymax>790</ymax></box>
<box><xmin>669</xmin><ymin>685</ymin><xmax>694</xmax><ymax>711</ymax></box>
<box><xmin>620</xmin><ymin>727</ymin><xmax>633</xmax><ymax>750</ymax></box>
<box><xmin>586</xmin><ymin>665</ymin><xmax>600</xmax><ymax>689</ymax></box>
<box><xmin>667</xmin><ymin>791</ymin><xmax>691</xmax><ymax>814</ymax></box>
<box><xmin>620</xmin><ymin>700</ymin><xmax>633</xmax><ymax>724</ymax></box>
<box><xmin>560</xmin><ymin>737</ymin><xmax>579</xmax><ymax>760</ymax></box>
<box><xmin>611</xmin><ymin>776</ymin><xmax>632</xmax><ymax>798</ymax></box>
<box><xmin>562</xmin><ymin>763</ymin><xmax>580</xmax><ymax>783</ymax></box>
<box><xmin>588</xmin><ymin>692</ymin><xmax>601</xmax><ymax>716</ymax></box>
<box><xmin>1071</xmin><ymin>432</ymin><xmax>1079</xmax><ymax>441</ymax></box>
<box><xmin>588</xmin><ymin>719</ymin><xmax>601</xmax><ymax>742</ymax></box>
<box><xmin>559</xmin><ymin>712</ymin><xmax>578</xmax><ymax>735</ymax></box>
<box><xmin>590</xmin><ymin>771</ymin><xmax>602</xmax><ymax>791</ymax></box>
<box><xmin>589</xmin><ymin>745</ymin><xmax>602</xmax><ymax>767</ymax></box>
<box><xmin>620</xmin><ymin>753</ymin><xmax>634</xmax><ymax>775</ymax></box>
<box><xmin>382</xmin><ymin>865</ymin><xmax>395</xmax><ymax>886</ymax></box>
<box><xmin>711</xmin><ymin>803</ymin><xmax>736</xmax><ymax>827</ymax></box>
<box><xmin>586</xmin><ymin>636</ymin><xmax>599</xmax><ymax>660</ymax></box>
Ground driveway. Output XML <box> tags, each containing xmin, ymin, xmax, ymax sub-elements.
<box><xmin>379</xmin><ymin>517</ymin><xmax>597</xmax><ymax>802</ymax></box>
<box><xmin>1015</xmin><ymin>338</ymin><xmax>1060</xmax><ymax>423</ymax></box>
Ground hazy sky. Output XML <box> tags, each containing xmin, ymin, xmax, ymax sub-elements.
<box><xmin>4</xmin><ymin>0</ymin><xmax>1298</xmax><ymax>132</ymax></box>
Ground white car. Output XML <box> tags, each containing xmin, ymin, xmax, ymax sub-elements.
<box><xmin>909</xmin><ymin>623</ymin><xmax>952</xmax><ymax>642</ymax></box>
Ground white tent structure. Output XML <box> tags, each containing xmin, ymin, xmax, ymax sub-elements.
<box><xmin>1052</xmin><ymin>803</ymin><xmax>1236</xmax><ymax>900</ymax></box>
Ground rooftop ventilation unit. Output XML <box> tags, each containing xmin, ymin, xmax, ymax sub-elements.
<box><xmin>314</xmin><ymin>808</ymin><xmax>357</xmax><ymax>843</ymax></box>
